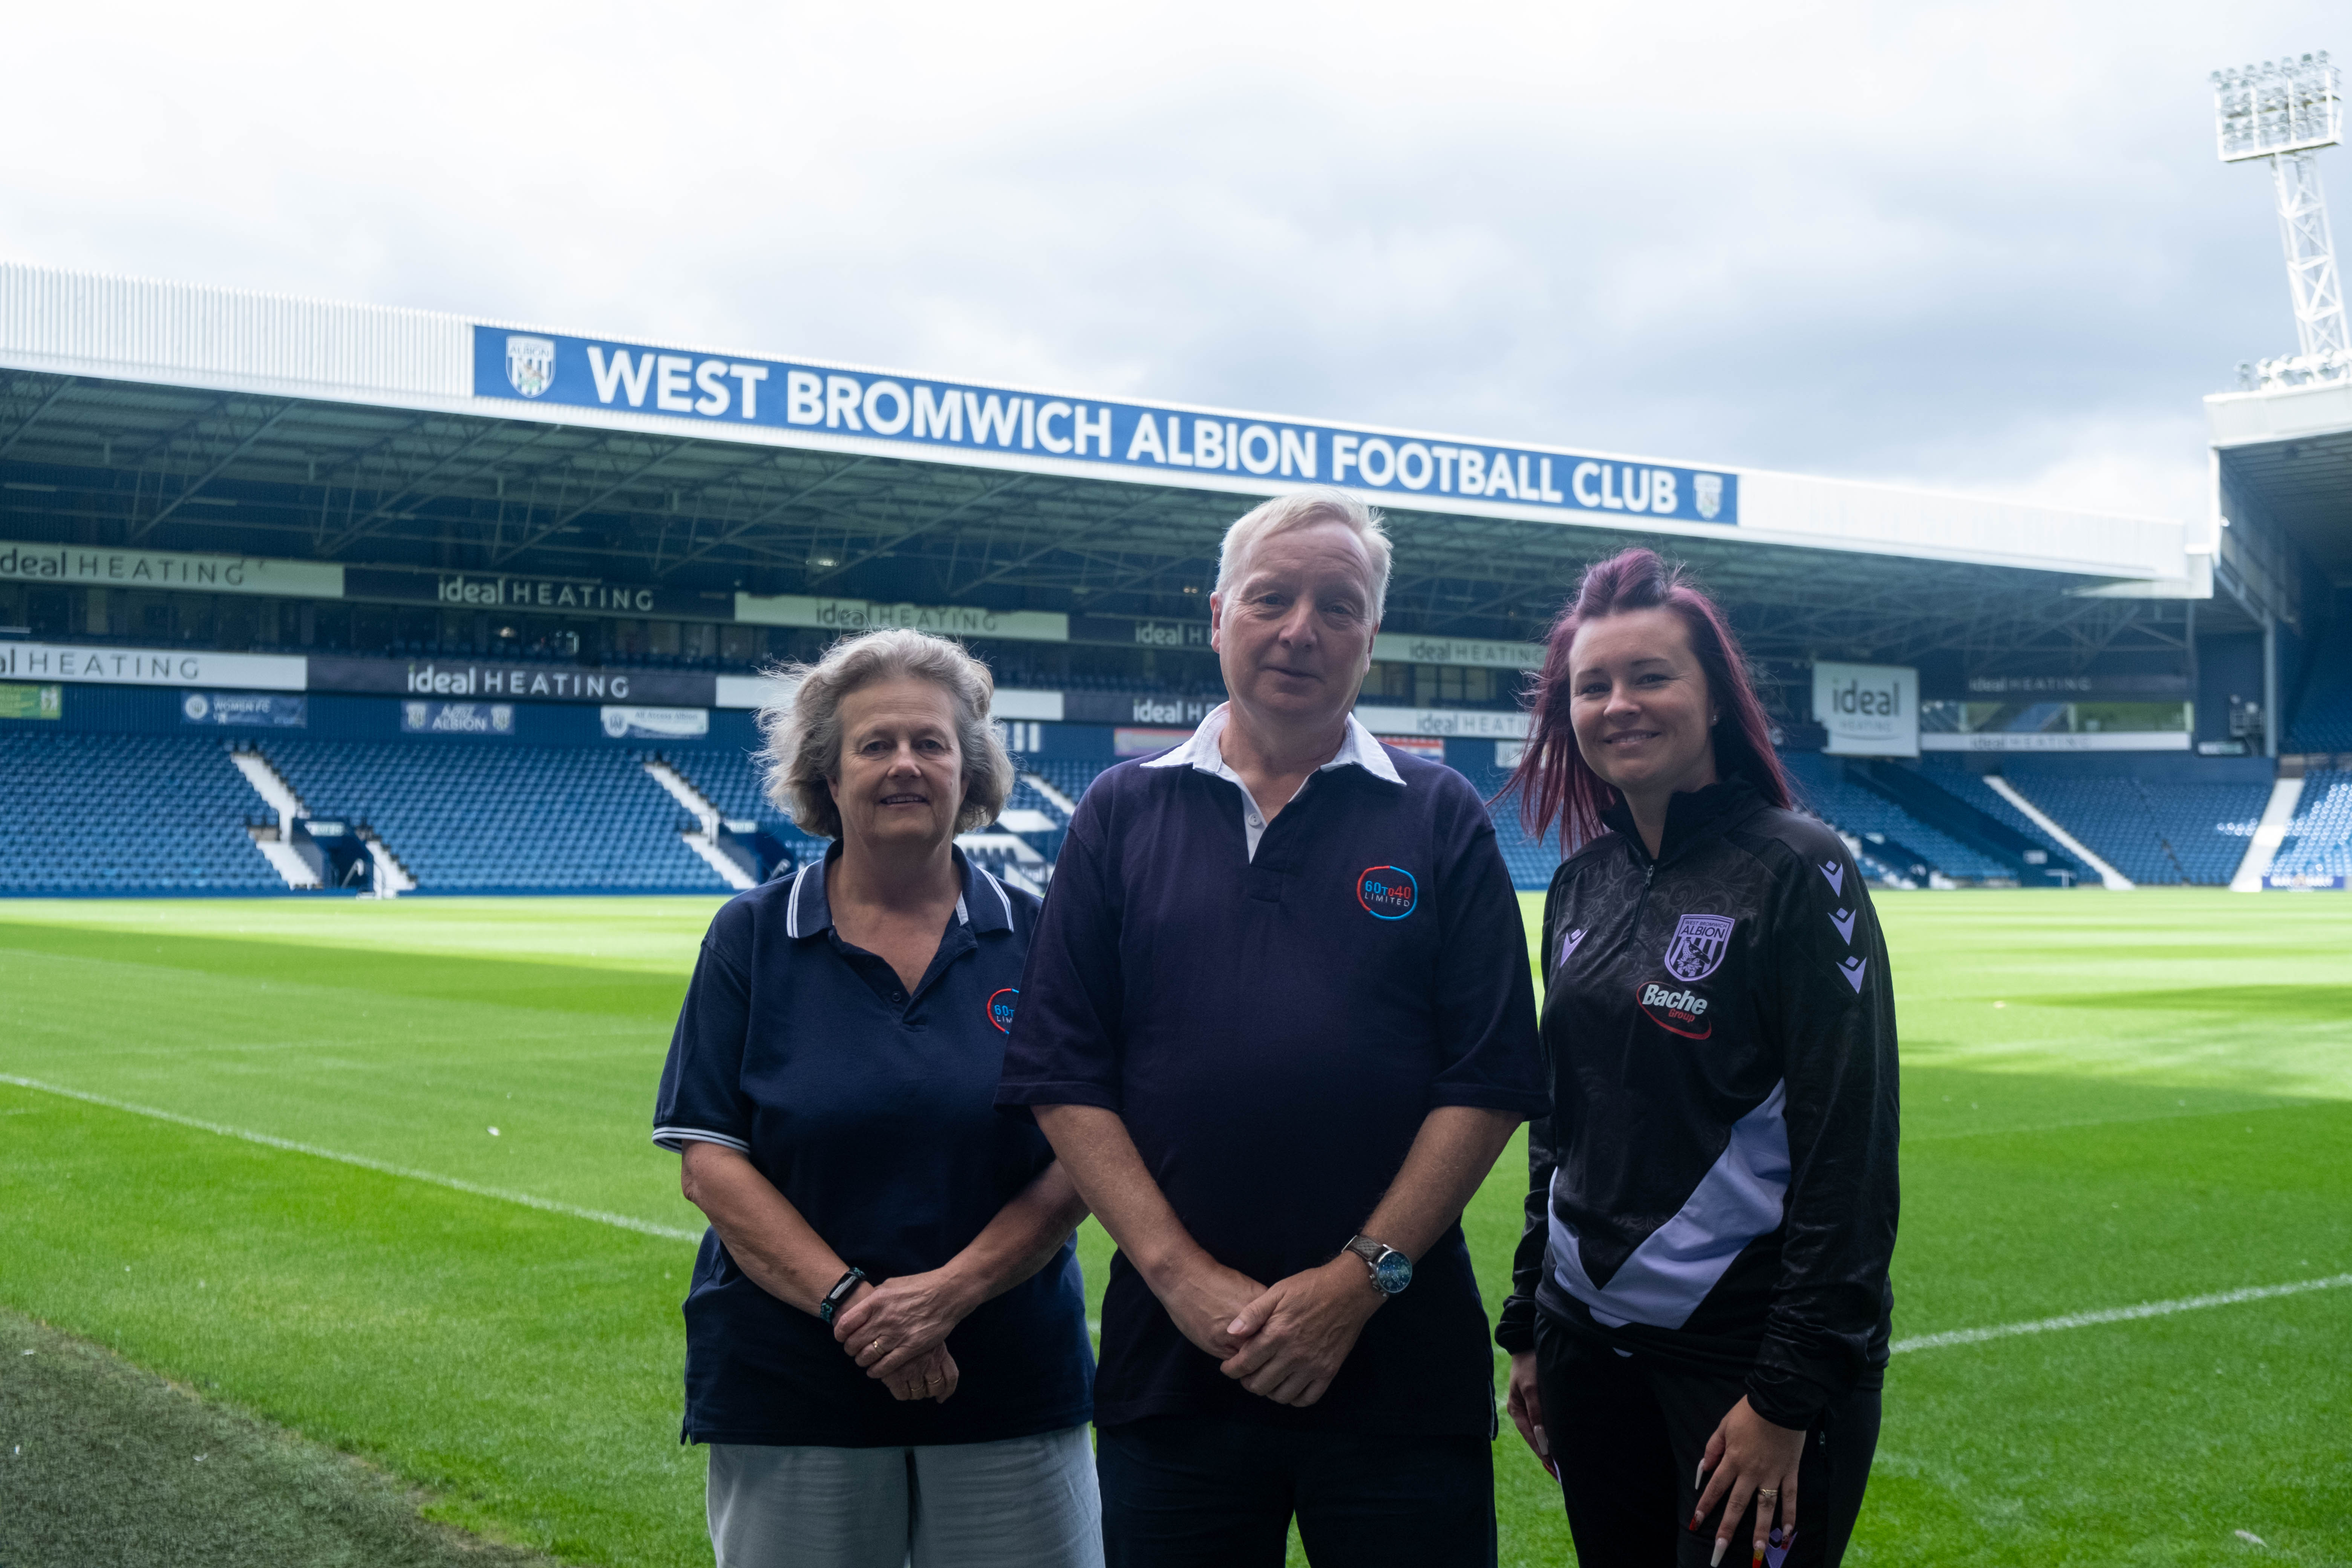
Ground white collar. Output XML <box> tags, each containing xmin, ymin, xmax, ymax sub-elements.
<box><xmin>1140</xmin><ymin>703</ymin><xmax>1406</xmax><ymax>787</ymax></box>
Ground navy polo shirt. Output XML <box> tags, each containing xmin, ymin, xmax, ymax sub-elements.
<box><xmin>652</xmin><ymin>847</ymin><xmax>1093</xmax><ymax>1447</ymax></box>
<box><xmin>996</xmin><ymin>709</ymin><xmax>1547</xmax><ymax>1436</ymax></box>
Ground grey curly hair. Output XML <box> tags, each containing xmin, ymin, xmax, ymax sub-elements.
<box><xmin>758</xmin><ymin>628</ymin><xmax>1014</xmax><ymax>840</ymax></box>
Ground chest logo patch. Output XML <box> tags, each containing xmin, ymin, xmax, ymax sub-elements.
<box><xmin>1558</xmin><ymin>926</ymin><xmax>1588</xmax><ymax>966</ymax></box>
<box><xmin>1357</xmin><ymin>865</ymin><xmax>1418</xmax><ymax>920</ymax></box>
<box><xmin>1662</xmin><ymin>913</ymin><xmax>1735</xmax><ymax>982</ymax></box>
<box><xmin>1638</xmin><ymin>982</ymin><xmax>1713</xmax><ymax>1039</ymax></box>
<box><xmin>986</xmin><ymin>988</ymin><xmax>1019</xmax><ymax>1033</ymax></box>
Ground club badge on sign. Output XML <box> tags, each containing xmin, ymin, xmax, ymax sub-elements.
<box><xmin>505</xmin><ymin>335</ymin><xmax>555</xmax><ymax>398</ymax></box>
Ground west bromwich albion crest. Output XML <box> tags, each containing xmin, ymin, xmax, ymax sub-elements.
<box><xmin>1663</xmin><ymin>913</ymin><xmax>1735</xmax><ymax>982</ymax></box>
<box><xmin>1694</xmin><ymin>473</ymin><xmax>1723</xmax><ymax>521</ymax></box>
<box><xmin>505</xmin><ymin>335</ymin><xmax>556</xmax><ymax>398</ymax></box>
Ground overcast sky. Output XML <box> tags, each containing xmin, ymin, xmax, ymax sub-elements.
<box><xmin>1</xmin><ymin>1</ymin><xmax>2341</xmax><ymax>525</ymax></box>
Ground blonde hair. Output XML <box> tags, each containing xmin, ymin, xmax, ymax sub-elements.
<box><xmin>759</xmin><ymin>628</ymin><xmax>1014</xmax><ymax>840</ymax></box>
<box><xmin>1214</xmin><ymin>487</ymin><xmax>1393</xmax><ymax>622</ymax></box>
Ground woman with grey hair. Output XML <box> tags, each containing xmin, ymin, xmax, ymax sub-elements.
<box><xmin>652</xmin><ymin>626</ymin><xmax>1101</xmax><ymax>1568</ymax></box>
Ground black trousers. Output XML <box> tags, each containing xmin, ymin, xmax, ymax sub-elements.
<box><xmin>1097</xmin><ymin>1414</ymin><xmax>1496</xmax><ymax>1568</ymax></box>
<box><xmin>1534</xmin><ymin>1311</ymin><xmax>1880</xmax><ymax>1567</ymax></box>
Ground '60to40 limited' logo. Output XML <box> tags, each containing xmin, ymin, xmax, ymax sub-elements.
<box><xmin>1357</xmin><ymin>865</ymin><xmax>1418</xmax><ymax>920</ymax></box>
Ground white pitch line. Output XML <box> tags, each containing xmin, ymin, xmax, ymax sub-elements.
<box><xmin>18</xmin><ymin>1072</ymin><xmax>2341</xmax><ymax>1348</ymax></box>
<box><xmin>1889</xmin><ymin>1274</ymin><xmax>2352</xmax><ymax>1354</ymax></box>
<box><xmin>0</xmin><ymin>1074</ymin><xmax>700</xmax><ymax>1244</ymax></box>
<box><xmin>1489</xmin><ymin>1275</ymin><xmax>2352</xmax><ymax>1359</ymax></box>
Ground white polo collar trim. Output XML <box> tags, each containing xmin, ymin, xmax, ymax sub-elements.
<box><xmin>1141</xmin><ymin>703</ymin><xmax>1405</xmax><ymax>787</ymax></box>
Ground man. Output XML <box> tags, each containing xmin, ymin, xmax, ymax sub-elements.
<box><xmin>997</xmin><ymin>488</ymin><xmax>1547</xmax><ymax>1566</ymax></box>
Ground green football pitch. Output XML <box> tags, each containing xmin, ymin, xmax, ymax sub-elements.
<box><xmin>2</xmin><ymin>890</ymin><xmax>2347</xmax><ymax>1567</ymax></box>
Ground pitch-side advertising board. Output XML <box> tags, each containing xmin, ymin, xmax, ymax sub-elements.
<box><xmin>471</xmin><ymin>326</ymin><xmax>1740</xmax><ymax>527</ymax></box>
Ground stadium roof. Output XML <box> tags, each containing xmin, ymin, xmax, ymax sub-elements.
<box><xmin>2206</xmin><ymin>377</ymin><xmax>2352</xmax><ymax>616</ymax></box>
<box><xmin>0</xmin><ymin>260</ymin><xmax>2233</xmax><ymax>666</ymax></box>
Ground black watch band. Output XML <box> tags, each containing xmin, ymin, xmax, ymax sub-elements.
<box><xmin>818</xmin><ymin>1266</ymin><xmax>867</xmax><ymax>1325</ymax></box>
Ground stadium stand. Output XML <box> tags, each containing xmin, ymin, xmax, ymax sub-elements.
<box><xmin>1030</xmin><ymin>759</ymin><xmax>1115</xmax><ymax>809</ymax></box>
<box><xmin>1456</xmin><ymin>765</ymin><xmax>1562</xmax><ymax>891</ymax></box>
<box><xmin>2284</xmin><ymin>617</ymin><xmax>2352</xmax><ymax>752</ymax></box>
<box><xmin>656</xmin><ymin>744</ymin><xmax>1076</xmax><ymax>877</ymax></box>
<box><xmin>1995</xmin><ymin>763</ymin><xmax>2272</xmax><ymax>886</ymax></box>
<box><xmin>1917</xmin><ymin>758</ymin><xmax>2084</xmax><ymax>874</ymax></box>
<box><xmin>657</xmin><ymin>745</ymin><xmax>826</xmax><ymax>853</ymax></box>
<box><xmin>1778</xmin><ymin>752</ymin><xmax>2010</xmax><ymax>884</ymax></box>
<box><xmin>0</xmin><ymin>733</ymin><xmax>284</xmax><ymax>894</ymax></box>
<box><xmin>262</xmin><ymin>741</ymin><xmax>730</xmax><ymax>893</ymax></box>
<box><xmin>2269</xmin><ymin>769</ymin><xmax>2352</xmax><ymax>881</ymax></box>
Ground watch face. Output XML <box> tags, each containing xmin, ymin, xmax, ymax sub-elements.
<box><xmin>1373</xmin><ymin>1251</ymin><xmax>1413</xmax><ymax>1294</ymax></box>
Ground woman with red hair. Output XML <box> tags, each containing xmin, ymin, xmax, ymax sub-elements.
<box><xmin>1493</xmin><ymin>548</ymin><xmax>1899</xmax><ymax>1568</ymax></box>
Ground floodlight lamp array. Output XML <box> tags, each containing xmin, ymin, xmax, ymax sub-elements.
<box><xmin>2212</xmin><ymin>53</ymin><xmax>2342</xmax><ymax>162</ymax></box>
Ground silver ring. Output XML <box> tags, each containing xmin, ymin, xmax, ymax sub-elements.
<box><xmin>1756</xmin><ymin>1488</ymin><xmax>1780</xmax><ymax>1501</ymax></box>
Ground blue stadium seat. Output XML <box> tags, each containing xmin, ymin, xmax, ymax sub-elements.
<box><xmin>1917</xmin><ymin>758</ymin><xmax>2081</xmax><ymax>870</ymax></box>
<box><xmin>1999</xmin><ymin>767</ymin><xmax>2271</xmax><ymax>886</ymax></box>
<box><xmin>1778</xmin><ymin>752</ymin><xmax>2009</xmax><ymax>882</ymax></box>
<box><xmin>2271</xmin><ymin>770</ymin><xmax>2352</xmax><ymax>880</ymax></box>
<box><xmin>264</xmin><ymin>741</ymin><xmax>730</xmax><ymax>893</ymax></box>
<box><xmin>0</xmin><ymin>733</ymin><xmax>283</xmax><ymax>894</ymax></box>
<box><xmin>652</xmin><ymin>745</ymin><xmax>831</xmax><ymax>864</ymax></box>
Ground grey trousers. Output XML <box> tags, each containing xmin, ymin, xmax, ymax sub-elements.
<box><xmin>706</xmin><ymin>1424</ymin><xmax>1102</xmax><ymax>1568</ymax></box>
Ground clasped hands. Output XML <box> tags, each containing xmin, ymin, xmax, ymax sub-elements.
<box><xmin>1160</xmin><ymin>1252</ymin><xmax>1384</xmax><ymax>1408</ymax></box>
<box><xmin>830</xmin><ymin>1269</ymin><xmax>973</xmax><ymax>1404</ymax></box>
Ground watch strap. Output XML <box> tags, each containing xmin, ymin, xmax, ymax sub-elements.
<box><xmin>818</xmin><ymin>1266</ymin><xmax>867</xmax><ymax>1324</ymax></box>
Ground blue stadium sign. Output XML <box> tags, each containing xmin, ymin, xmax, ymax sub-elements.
<box><xmin>471</xmin><ymin>326</ymin><xmax>1738</xmax><ymax>526</ymax></box>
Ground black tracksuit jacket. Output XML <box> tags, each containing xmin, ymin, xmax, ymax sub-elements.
<box><xmin>1494</xmin><ymin>777</ymin><xmax>1899</xmax><ymax>1430</ymax></box>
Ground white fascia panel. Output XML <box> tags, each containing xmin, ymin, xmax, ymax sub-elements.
<box><xmin>1734</xmin><ymin>470</ymin><xmax>2193</xmax><ymax>582</ymax></box>
<box><xmin>0</xmin><ymin>262</ymin><xmax>466</xmax><ymax>401</ymax></box>
<box><xmin>2204</xmin><ymin>380</ymin><xmax>2352</xmax><ymax>446</ymax></box>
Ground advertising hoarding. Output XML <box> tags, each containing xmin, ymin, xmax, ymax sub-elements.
<box><xmin>0</xmin><ymin>542</ymin><xmax>342</xmax><ymax>599</ymax></box>
<box><xmin>344</xmin><ymin>567</ymin><xmax>723</xmax><ymax>620</ymax></box>
<box><xmin>0</xmin><ymin>642</ymin><xmax>306</xmax><ymax>691</ymax></box>
<box><xmin>1812</xmin><ymin>661</ymin><xmax>1919</xmax><ymax>758</ymax></box>
<box><xmin>1370</xmin><ymin>634</ymin><xmax>1545</xmax><ymax>671</ymax></box>
<box><xmin>179</xmin><ymin>691</ymin><xmax>306</xmax><ymax>727</ymax></box>
<box><xmin>400</xmin><ymin>701</ymin><xmax>516</xmax><ymax>735</ymax></box>
<box><xmin>309</xmin><ymin>656</ymin><xmax>713</xmax><ymax>707</ymax></box>
<box><xmin>472</xmin><ymin>326</ymin><xmax>1740</xmax><ymax>527</ymax></box>
<box><xmin>735</xmin><ymin>593</ymin><xmax>1068</xmax><ymax>643</ymax></box>
<box><xmin>0</xmin><ymin>681</ymin><xmax>60</xmax><ymax>720</ymax></box>
<box><xmin>600</xmin><ymin>706</ymin><xmax>710</xmax><ymax>740</ymax></box>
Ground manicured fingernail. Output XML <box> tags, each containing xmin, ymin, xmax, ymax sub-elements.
<box><xmin>1534</xmin><ymin>1426</ymin><xmax>1550</xmax><ymax>1458</ymax></box>
<box><xmin>1688</xmin><ymin>1512</ymin><xmax>1703</xmax><ymax>1532</ymax></box>
<box><xmin>1753</xmin><ymin>1550</ymin><xmax>1765</xmax><ymax>1568</ymax></box>
<box><xmin>1710</xmin><ymin>1538</ymin><xmax>1728</xmax><ymax>1567</ymax></box>
<box><xmin>1695</xmin><ymin>1460</ymin><xmax>1707</xmax><ymax>1489</ymax></box>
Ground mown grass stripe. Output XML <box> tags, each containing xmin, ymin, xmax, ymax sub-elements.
<box><xmin>1890</xmin><ymin>1273</ymin><xmax>2352</xmax><ymax>1354</ymax></box>
<box><xmin>0</xmin><ymin>1073</ymin><xmax>701</xmax><ymax>1245</ymax></box>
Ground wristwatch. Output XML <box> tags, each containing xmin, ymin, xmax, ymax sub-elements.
<box><xmin>1342</xmin><ymin>1234</ymin><xmax>1412</xmax><ymax>1296</ymax></box>
<box><xmin>818</xmin><ymin>1266</ymin><xmax>868</xmax><ymax>1325</ymax></box>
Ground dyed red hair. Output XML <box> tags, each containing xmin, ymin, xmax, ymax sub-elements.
<box><xmin>1499</xmin><ymin>547</ymin><xmax>1791</xmax><ymax>854</ymax></box>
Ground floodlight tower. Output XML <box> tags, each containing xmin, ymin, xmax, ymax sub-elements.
<box><xmin>2213</xmin><ymin>52</ymin><xmax>2347</xmax><ymax>387</ymax></box>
